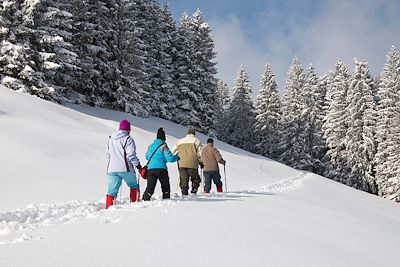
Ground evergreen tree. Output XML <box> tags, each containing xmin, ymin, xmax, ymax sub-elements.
<box><xmin>322</xmin><ymin>61</ymin><xmax>352</xmax><ymax>184</ymax></box>
<box><xmin>254</xmin><ymin>63</ymin><xmax>281</xmax><ymax>159</ymax></box>
<box><xmin>222</xmin><ymin>66</ymin><xmax>256</xmax><ymax>151</ymax></box>
<box><xmin>304</xmin><ymin>65</ymin><xmax>326</xmax><ymax>173</ymax></box>
<box><xmin>216</xmin><ymin>79</ymin><xmax>230</xmax><ymax>110</ymax></box>
<box><xmin>375</xmin><ymin>46</ymin><xmax>400</xmax><ymax>201</ymax></box>
<box><xmin>216</xmin><ymin>79</ymin><xmax>230</xmax><ymax>137</ymax></box>
<box><xmin>190</xmin><ymin>9</ymin><xmax>218</xmax><ymax>133</ymax></box>
<box><xmin>0</xmin><ymin>0</ymin><xmax>37</xmax><ymax>93</ymax></box>
<box><xmin>68</xmin><ymin>0</ymin><xmax>117</xmax><ymax>105</ymax></box>
<box><xmin>170</xmin><ymin>11</ymin><xmax>199</xmax><ymax>128</ymax></box>
<box><xmin>279</xmin><ymin>57</ymin><xmax>314</xmax><ymax>171</ymax></box>
<box><xmin>149</xmin><ymin>2</ymin><xmax>176</xmax><ymax>119</ymax></box>
<box><xmin>346</xmin><ymin>59</ymin><xmax>377</xmax><ymax>192</ymax></box>
<box><xmin>31</xmin><ymin>0</ymin><xmax>80</xmax><ymax>102</ymax></box>
<box><xmin>114</xmin><ymin>0</ymin><xmax>149</xmax><ymax>116</ymax></box>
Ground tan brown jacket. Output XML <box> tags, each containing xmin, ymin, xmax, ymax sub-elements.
<box><xmin>202</xmin><ymin>143</ymin><xmax>225</xmax><ymax>172</ymax></box>
<box><xmin>172</xmin><ymin>134</ymin><xmax>202</xmax><ymax>169</ymax></box>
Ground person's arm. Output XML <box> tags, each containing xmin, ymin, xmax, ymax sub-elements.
<box><xmin>171</xmin><ymin>141</ymin><xmax>179</xmax><ymax>155</ymax></box>
<box><xmin>215</xmin><ymin>148</ymin><xmax>226</xmax><ymax>165</ymax></box>
<box><xmin>195</xmin><ymin>139</ymin><xmax>203</xmax><ymax>162</ymax></box>
<box><xmin>163</xmin><ymin>144</ymin><xmax>179</xmax><ymax>163</ymax></box>
<box><xmin>125</xmin><ymin>137</ymin><xmax>141</xmax><ymax>168</ymax></box>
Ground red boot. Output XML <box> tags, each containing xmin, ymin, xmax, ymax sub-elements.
<box><xmin>130</xmin><ymin>188</ymin><xmax>140</xmax><ymax>203</ymax></box>
<box><xmin>106</xmin><ymin>195</ymin><xmax>115</xmax><ymax>209</ymax></box>
<box><xmin>217</xmin><ymin>186</ymin><xmax>223</xmax><ymax>193</ymax></box>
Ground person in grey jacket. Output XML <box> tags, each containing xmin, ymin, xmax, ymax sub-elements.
<box><xmin>105</xmin><ymin>119</ymin><xmax>142</xmax><ymax>209</ymax></box>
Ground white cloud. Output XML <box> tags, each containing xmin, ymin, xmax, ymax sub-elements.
<box><xmin>209</xmin><ymin>16</ymin><xmax>267</xmax><ymax>93</ymax></box>
<box><xmin>209</xmin><ymin>0</ymin><xmax>400</xmax><ymax>95</ymax></box>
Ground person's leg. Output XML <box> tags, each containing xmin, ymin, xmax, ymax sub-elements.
<box><xmin>159</xmin><ymin>169</ymin><xmax>171</xmax><ymax>199</ymax></box>
<box><xmin>143</xmin><ymin>170</ymin><xmax>158</xmax><ymax>201</ymax></box>
<box><xmin>188</xmin><ymin>168</ymin><xmax>201</xmax><ymax>194</ymax></box>
<box><xmin>120</xmin><ymin>171</ymin><xmax>140</xmax><ymax>202</ymax></box>
<box><xmin>212</xmin><ymin>171</ymin><xmax>223</xmax><ymax>192</ymax></box>
<box><xmin>203</xmin><ymin>172</ymin><xmax>212</xmax><ymax>193</ymax></box>
<box><xmin>179</xmin><ymin>168</ymin><xmax>190</xmax><ymax>195</ymax></box>
<box><xmin>106</xmin><ymin>173</ymin><xmax>122</xmax><ymax>208</ymax></box>
<box><xmin>121</xmin><ymin>172</ymin><xmax>139</xmax><ymax>188</ymax></box>
<box><xmin>107</xmin><ymin>173</ymin><xmax>123</xmax><ymax>197</ymax></box>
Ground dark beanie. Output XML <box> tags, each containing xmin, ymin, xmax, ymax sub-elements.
<box><xmin>188</xmin><ymin>128</ymin><xmax>196</xmax><ymax>135</ymax></box>
<box><xmin>157</xmin><ymin>128</ymin><xmax>166</xmax><ymax>141</ymax></box>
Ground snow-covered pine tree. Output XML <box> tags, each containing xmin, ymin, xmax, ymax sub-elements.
<box><xmin>190</xmin><ymin>9</ymin><xmax>218</xmax><ymax>133</ymax></box>
<box><xmin>322</xmin><ymin>61</ymin><xmax>352</xmax><ymax>184</ymax></box>
<box><xmin>0</xmin><ymin>0</ymin><xmax>37</xmax><ymax>93</ymax></box>
<box><xmin>279</xmin><ymin>57</ymin><xmax>314</xmax><ymax>171</ymax></box>
<box><xmin>346</xmin><ymin>59</ymin><xmax>377</xmax><ymax>192</ymax></box>
<box><xmin>170</xmin><ymin>11</ymin><xmax>200</xmax><ymax>128</ymax></box>
<box><xmin>215</xmin><ymin>79</ymin><xmax>230</xmax><ymax>138</ymax></box>
<box><xmin>159</xmin><ymin>3</ymin><xmax>179</xmax><ymax>120</ymax></box>
<box><xmin>221</xmin><ymin>66</ymin><xmax>256</xmax><ymax>151</ymax></box>
<box><xmin>216</xmin><ymin>79</ymin><xmax>230</xmax><ymax>110</ymax></box>
<box><xmin>31</xmin><ymin>0</ymin><xmax>80</xmax><ymax>102</ymax></box>
<box><xmin>113</xmin><ymin>0</ymin><xmax>149</xmax><ymax>116</ymax></box>
<box><xmin>375</xmin><ymin>46</ymin><xmax>400</xmax><ymax>201</ymax></box>
<box><xmin>132</xmin><ymin>0</ymin><xmax>166</xmax><ymax>117</ymax></box>
<box><xmin>304</xmin><ymin>65</ymin><xmax>326</xmax><ymax>174</ymax></box>
<box><xmin>147</xmin><ymin>2</ymin><xmax>176</xmax><ymax>119</ymax></box>
<box><xmin>67</xmin><ymin>0</ymin><xmax>115</xmax><ymax>105</ymax></box>
<box><xmin>254</xmin><ymin>63</ymin><xmax>281</xmax><ymax>159</ymax></box>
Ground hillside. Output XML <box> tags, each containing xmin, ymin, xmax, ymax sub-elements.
<box><xmin>0</xmin><ymin>86</ymin><xmax>399</xmax><ymax>267</ymax></box>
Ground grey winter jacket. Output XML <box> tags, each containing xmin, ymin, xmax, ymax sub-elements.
<box><xmin>106</xmin><ymin>130</ymin><xmax>140</xmax><ymax>173</ymax></box>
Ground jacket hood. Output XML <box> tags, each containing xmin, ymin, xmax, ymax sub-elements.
<box><xmin>110</xmin><ymin>130</ymin><xmax>129</xmax><ymax>140</ymax></box>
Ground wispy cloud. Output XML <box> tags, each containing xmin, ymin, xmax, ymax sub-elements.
<box><xmin>207</xmin><ymin>0</ymin><xmax>400</xmax><ymax>94</ymax></box>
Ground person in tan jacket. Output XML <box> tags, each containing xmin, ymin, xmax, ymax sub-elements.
<box><xmin>202</xmin><ymin>138</ymin><xmax>226</xmax><ymax>193</ymax></box>
<box><xmin>172</xmin><ymin>128</ymin><xmax>203</xmax><ymax>195</ymax></box>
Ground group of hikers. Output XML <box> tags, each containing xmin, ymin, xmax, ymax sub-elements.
<box><xmin>105</xmin><ymin>119</ymin><xmax>226</xmax><ymax>209</ymax></box>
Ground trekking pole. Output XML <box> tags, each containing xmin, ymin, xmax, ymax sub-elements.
<box><xmin>176</xmin><ymin>161</ymin><xmax>180</xmax><ymax>195</ymax></box>
<box><xmin>137</xmin><ymin>172</ymin><xmax>141</xmax><ymax>202</ymax></box>
<box><xmin>200</xmin><ymin>169</ymin><xmax>204</xmax><ymax>194</ymax></box>
<box><xmin>224</xmin><ymin>165</ymin><xmax>227</xmax><ymax>192</ymax></box>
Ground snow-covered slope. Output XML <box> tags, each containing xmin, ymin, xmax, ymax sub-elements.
<box><xmin>0</xmin><ymin>86</ymin><xmax>399</xmax><ymax>267</ymax></box>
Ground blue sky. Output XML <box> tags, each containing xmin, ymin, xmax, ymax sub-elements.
<box><xmin>163</xmin><ymin>0</ymin><xmax>400</xmax><ymax>94</ymax></box>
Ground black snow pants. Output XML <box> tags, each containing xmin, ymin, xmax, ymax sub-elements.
<box><xmin>179</xmin><ymin>168</ymin><xmax>201</xmax><ymax>195</ymax></box>
<box><xmin>143</xmin><ymin>169</ymin><xmax>171</xmax><ymax>201</ymax></box>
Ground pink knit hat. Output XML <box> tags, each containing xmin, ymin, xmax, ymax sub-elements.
<box><xmin>119</xmin><ymin>119</ymin><xmax>131</xmax><ymax>131</ymax></box>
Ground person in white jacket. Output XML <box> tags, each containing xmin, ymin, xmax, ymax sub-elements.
<box><xmin>105</xmin><ymin>119</ymin><xmax>141</xmax><ymax>209</ymax></box>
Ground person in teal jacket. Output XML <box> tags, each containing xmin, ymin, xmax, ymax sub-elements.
<box><xmin>142</xmin><ymin>128</ymin><xmax>179</xmax><ymax>200</ymax></box>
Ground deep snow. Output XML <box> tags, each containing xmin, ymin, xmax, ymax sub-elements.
<box><xmin>0</xmin><ymin>86</ymin><xmax>399</xmax><ymax>267</ymax></box>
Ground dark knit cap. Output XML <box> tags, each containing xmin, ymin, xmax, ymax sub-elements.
<box><xmin>207</xmin><ymin>138</ymin><xmax>214</xmax><ymax>144</ymax></box>
<box><xmin>187</xmin><ymin>128</ymin><xmax>196</xmax><ymax>135</ymax></box>
<box><xmin>157</xmin><ymin>128</ymin><xmax>166</xmax><ymax>141</ymax></box>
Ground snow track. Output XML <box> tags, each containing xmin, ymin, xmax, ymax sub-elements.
<box><xmin>261</xmin><ymin>172</ymin><xmax>309</xmax><ymax>193</ymax></box>
<box><xmin>0</xmin><ymin>173</ymin><xmax>309</xmax><ymax>245</ymax></box>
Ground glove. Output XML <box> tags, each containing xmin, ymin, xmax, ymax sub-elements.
<box><xmin>199</xmin><ymin>162</ymin><xmax>204</xmax><ymax>169</ymax></box>
<box><xmin>136</xmin><ymin>164</ymin><xmax>142</xmax><ymax>171</ymax></box>
<box><xmin>221</xmin><ymin>159</ymin><xmax>226</xmax><ymax>166</ymax></box>
<box><xmin>176</xmin><ymin>156</ymin><xmax>180</xmax><ymax>161</ymax></box>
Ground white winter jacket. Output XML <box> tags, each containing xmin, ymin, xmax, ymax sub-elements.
<box><xmin>106</xmin><ymin>130</ymin><xmax>140</xmax><ymax>173</ymax></box>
